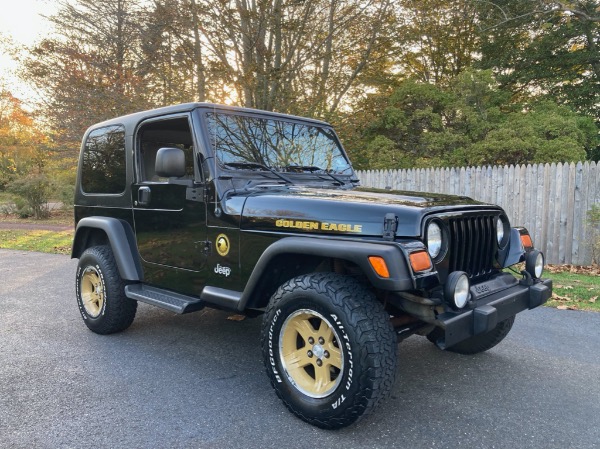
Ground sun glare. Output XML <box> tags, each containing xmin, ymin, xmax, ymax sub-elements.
<box><xmin>0</xmin><ymin>0</ymin><xmax>56</xmax><ymax>103</ymax></box>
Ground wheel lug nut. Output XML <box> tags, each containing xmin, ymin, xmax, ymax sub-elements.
<box><xmin>308</xmin><ymin>337</ymin><xmax>314</xmax><ymax>344</ymax></box>
<box><xmin>316</xmin><ymin>359</ymin><xmax>322</xmax><ymax>367</ymax></box>
<box><xmin>318</xmin><ymin>337</ymin><xmax>324</xmax><ymax>344</ymax></box>
<box><xmin>324</xmin><ymin>350</ymin><xmax>329</xmax><ymax>358</ymax></box>
<box><xmin>307</xmin><ymin>350</ymin><xmax>313</xmax><ymax>358</ymax></box>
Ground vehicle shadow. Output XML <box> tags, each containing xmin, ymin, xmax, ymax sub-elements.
<box><xmin>65</xmin><ymin>300</ymin><xmax>595</xmax><ymax>449</ymax></box>
<box><xmin>88</xmin><ymin>303</ymin><xmax>535</xmax><ymax>435</ymax></box>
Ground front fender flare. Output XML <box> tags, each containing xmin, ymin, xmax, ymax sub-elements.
<box><xmin>238</xmin><ymin>237</ymin><xmax>414</xmax><ymax>310</ymax></box>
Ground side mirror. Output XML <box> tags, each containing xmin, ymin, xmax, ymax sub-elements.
<box><xmin>155</xmin><ymin>147</ymin><xmax>185</xmax><ymax>178</ymax></box>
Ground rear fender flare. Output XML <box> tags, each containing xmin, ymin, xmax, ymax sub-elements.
<box><xmin>72</xmin><ymin>217</ymin><xmax>142</xmax><ymax>281</ymax></box>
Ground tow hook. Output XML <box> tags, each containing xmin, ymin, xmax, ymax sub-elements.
<box><xmin>519</xmin><ymin>270</ymin><xmax>534</xmax><ymax>286</ymax></box>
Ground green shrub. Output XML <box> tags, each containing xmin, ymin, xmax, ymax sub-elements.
<box><xmin>0</xmin><ymin>202</ymin><xmax>17</xmax><ymax>217</ymax></box>
<box><xmin>55</xmin><ymin>183</ymin><xmax>75</xmax><ymax>209</ymax></box>
<box><xmin>7</xmin><ymin>175</ymin><xmax>52</xmax><ymax>219</ymax></box>
<box><xmin>13</xmin><ymin>197</ymin><xmax>33</xmax><ymax>218</ymax></box>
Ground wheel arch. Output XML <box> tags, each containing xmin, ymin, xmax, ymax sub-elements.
<box><xmin>72</xmin><ymin>217</ymin><xmax>143</xmax><ymax>281</ymax></box>
<box><xmin>240</xmin><ymin>237</ymin><xmax>413</xmax><ymax>311</ymax></box>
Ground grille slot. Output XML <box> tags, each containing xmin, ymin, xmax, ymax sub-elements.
<box><xmin>447</xmin><ymin>215</ymin><xmax>497</xmax><ymax>278</ymax></box>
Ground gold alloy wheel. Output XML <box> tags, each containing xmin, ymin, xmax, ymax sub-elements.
<box><xmin>279</xmin><ymin>309</ymin><xmax>344</xmax><ymax>398</ymax></box>
<box><xmin>80</xmin><ymin>266</ymin><xmax>105</xmax><ymax>318</ymax></box>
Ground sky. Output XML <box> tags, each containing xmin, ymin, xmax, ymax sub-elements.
<box><xmin>0</xmin><ymin>0</ymin><xmax>58</xmax><ymax>103</ymax></box>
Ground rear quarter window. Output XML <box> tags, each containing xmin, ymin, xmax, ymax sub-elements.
<box><xmin>81</xmin><ymin>125</ymin><xmax>126</xmax><ymax>194</ymax></box>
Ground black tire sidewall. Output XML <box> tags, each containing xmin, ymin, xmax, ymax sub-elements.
<box><xmin>264</xmin><ymin>286</ymin><xmax>368</xmax><ymax>422</ymax></box>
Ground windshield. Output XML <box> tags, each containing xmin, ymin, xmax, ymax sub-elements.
<box><xmin>205</xmin><ymin>112</ymin><xmax>353</xmax><ymax>175</ymax></box>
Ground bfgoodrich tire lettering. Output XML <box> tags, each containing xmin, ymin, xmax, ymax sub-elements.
<box><xmin>261</xmin><ymin>273</ymin><xmax>397</xmax><ymax>429</ymax></box>
<box><xmin>76</xmin><ymin>245</ymin><xmax>137</xmax><ymax>334</ymax></box>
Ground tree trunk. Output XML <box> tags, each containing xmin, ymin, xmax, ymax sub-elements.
<box><xmin>190</xmin><ymin>0</ymin><xmax>206</xmax><ymax>102</ymax></box>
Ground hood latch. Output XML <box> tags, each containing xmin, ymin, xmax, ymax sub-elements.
<box><xmin>383</xmin><ymin>213</ymin><xmax>398</xmax><ymax>241</ymax></box>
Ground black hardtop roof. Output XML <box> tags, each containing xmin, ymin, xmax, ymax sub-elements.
<box><xmin>85</xmin><ymin>102</ymin><xmax>332</xmax><ymax>134</ymax></box>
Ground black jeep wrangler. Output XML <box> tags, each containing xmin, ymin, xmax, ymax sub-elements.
<box><xmin>72</xmin><ymin>103</ymin><xmax>552</xmax><ymax>429</ymax></box>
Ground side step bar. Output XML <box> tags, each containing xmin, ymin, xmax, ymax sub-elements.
<box><xmin>200</xmin><ymin>286</ymin><xmax>242</xmax><ymax>310</ymax></box>
<box><xmin>125</xmin><ymin>284</ymin><xmax>243</xmax><ymax>314</ymax></box>
<box><xmin>125</xmin><ymin>284</ymin><xmax>205</xmax><ymax>314</ymax></box>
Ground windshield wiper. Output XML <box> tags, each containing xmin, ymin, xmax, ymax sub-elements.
<box><xmin>321</xmin><ymin>171</ymin><xmax>346</xmax><ymax>186</ymax></box>
<box><xmin>223</xmin><ymin>162</ymin><xmax>293</xmax><ymax>184</ymax></box>
<box><xmin>284</xmin><ymin>165</ymin><xmax>321</xmax><ymax>173</ymax></box>
<box><xmin>285</xmin><ymin>165</ymin><xmax>346</xmax><ymax>186</ymax></box>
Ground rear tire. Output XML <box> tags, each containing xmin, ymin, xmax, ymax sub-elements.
<box><xmin>76</xmin><ymin>245</ymin><xmax>137</xmax><ymax>334</ymax></box>
<box><xmin>261</xmin><ymin>273</ymin><xmax>397</xmax><ymax>429</ymax></box>
<box><xmin>427</xmin><ymin>316</ymin><xmax>515</xmax><ymax>355</ymax></box>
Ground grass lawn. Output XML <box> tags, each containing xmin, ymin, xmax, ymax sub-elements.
<box><xmin>0</xmin><ymin>208</ymin><xmax>74</xmax><ymax>255</ymax></box>
<box><xmin>0</xmin><ymin>229</ymin><xmax>73</xmax><ymax>255</ymax></box>
<box><xmin>543</xmin><ymin>269</ymin><xmax>599</xmax><ymax>312</ymax></box>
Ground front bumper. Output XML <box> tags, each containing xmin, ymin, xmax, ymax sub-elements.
<box><xmin>435</xmin><ymin>277</ymin><xmax>552</xmax><ymax>349</ymax></box>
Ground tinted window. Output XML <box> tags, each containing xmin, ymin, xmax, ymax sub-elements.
<box><xmin>205</xmin><ymin>113</ymin><xmax>352</xmax><ymax>174</ymax></box>
<box><xmin>81</xmin><ymin>125</ymin><xmax>126</xmax><ymax>193</ymax></box>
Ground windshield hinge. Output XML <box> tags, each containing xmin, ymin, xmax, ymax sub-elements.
<box><xmin>383</xmin><ymin>213</ymin><xmax>398</xmax><ymax>241</ymax></box>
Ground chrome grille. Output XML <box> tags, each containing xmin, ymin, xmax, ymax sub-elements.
<box><xmin>447</xmin><ymin>215</ymin><xmax>497</xmax><ymax>278</ymax></box>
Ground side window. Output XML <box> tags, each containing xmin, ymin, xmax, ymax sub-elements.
<box><xmin>81</xmin><ymin>125</ymin><xmax>126</xmax><ymax>194</ymax></box>
<box><xmin>137</xmin><ymin>117</ymin><xmax>195</xmax><ymax>182</ymax></box>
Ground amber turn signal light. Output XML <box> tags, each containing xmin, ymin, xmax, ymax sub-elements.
<box><xmin>520</xmin><ymin>233</ymin><xmax>533</xmax><ymax>249</ymax></box>
<box><xmin>409</xmin><ymin>251</ymin><xmax>432</xmax><ymax>272</ymax></box>
<box><xmin>368</xmin><ymin>256</ymin><xmax>390</xmax><ymax>278</ymax></box>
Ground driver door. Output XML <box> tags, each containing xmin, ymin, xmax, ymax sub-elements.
<box><xmin>132</xmin><ymin>114</ymin><xmax>208</xmax><ymax>293</ymax></box>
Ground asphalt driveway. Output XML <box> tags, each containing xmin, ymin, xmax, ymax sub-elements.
<box><xmin>1</xmin><ymin>249</ymin><xmax>598</xmax><ymax>449</ymax></box>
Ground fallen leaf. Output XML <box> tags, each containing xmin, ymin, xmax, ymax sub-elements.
<box><xmin>226</xmin><ymin>314</ymin><xmax>246</xmax><ymax>321</ymax></box>
<box><xmin>563</xmin><ymin>285</ymin><xmax>574</xmax><ymax>290</ymax></box>
<box><xmin>545</xmin><ymin>264</ymin><xmax>600</xmax><ymax>275</ymax></box>
<box><xmin>557</xmin><ymin>305</ymin><xmax>578</xmax><ymax>310</ymax></box>
<box><xmin>552</xmin><ymin>293</ymin><xmax>572</xmax><ymax>301</ymax></box>
<box><xmin>590</xmin><ymin>296</ymin><xmax>598</xmax><ymax>303</ymax></box>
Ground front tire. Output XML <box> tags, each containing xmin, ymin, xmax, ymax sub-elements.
<box><xmin>76</xmin><ymin>245</ymin><xmax>137</xmax><ymax>334</ymax></box>
<box><xmin>261</xmin><ymin>273</ymin><xmax>397</xmax><ymax>429</ymax></box>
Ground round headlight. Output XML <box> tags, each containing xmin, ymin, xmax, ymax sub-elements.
<box><xmin>445</xmin><ymin>271</ymin><xmax>470</xmax><ymax>309</ymax></box>
<box><xmin>496</xmin><ymin>217</ymin><xmax>505</xmax><ymax>245</ymax></box>
<box><xmin>454</xmin><ymin>275</ymin><xmax>470</xmax><ymax>308</ymax></box>
<box><xmin>427</xmin><ymin>222</ymin><xmax>442</xmax><ymax>259</ymax></box>
<box><xmin>526</xmin><ymin>250</ymin><xmax>544</xmax><ymax>279</ymax></box>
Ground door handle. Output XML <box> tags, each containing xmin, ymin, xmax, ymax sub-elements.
<box><xmin>138</xmin><ymin>186</ymin><xmax>151</xmax><ymax>205</ymax></box>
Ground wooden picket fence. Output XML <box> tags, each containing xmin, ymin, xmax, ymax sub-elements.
<box><xmin>356</xmin><ymin>161</ymin><xmax>600</xmax><ymax>266</ymax></box>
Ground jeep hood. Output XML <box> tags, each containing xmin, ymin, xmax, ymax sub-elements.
<box><xmin>237</xmin><ymin>186</ymin><xmax>502</xmax><ymax>238</ymax></box>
